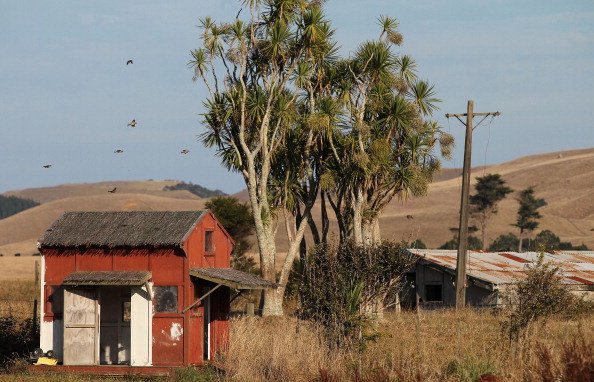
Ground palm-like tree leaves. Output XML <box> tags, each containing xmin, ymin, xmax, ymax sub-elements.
<box><xmin>408</xmin><ymin>80</ymin><xmax>440</xmax><ymax>116</ymax></box>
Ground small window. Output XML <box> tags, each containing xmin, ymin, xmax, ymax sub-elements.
<box><xmin>425</xmin><ymin>284</ymin><xmax>443</xmax><ymax>302</ymax></box>
<box><xmin>154</xmin><ymin>286</ymin><xmax>178</xmax><ymax>313</ymax></box>
<box><xmin>122</xmin><ymin>301</ymin><xmax>131</xmax><ymax>322</ymax></box>
<box><xmin>205</xmin><ymin>230</ymin><xmax>214</xmax><ymax>253</ymax></box>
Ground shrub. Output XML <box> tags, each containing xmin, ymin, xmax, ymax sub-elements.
<box><xmin>298</xmin><ymin>241</ymin><xmax>416</xmax><ymax>348</ymax></box>
<box><xmin>439</xmin><ymin>235</ymin><xmax>482</xmax><ymax>250</ymax></box>
<box><xmin>0</xmin><ymin>316</ymin><xmax>38</xmax><ymax>368</ymax></box>
<box><xmin>488</xmin><ymin>233</ymin><xmax>519</xmax><ymax>252</ymax></box>
<box><xmin>500</xmin><ymin>253</ymin><xmax>584</xmax><ymax>342</ymax></box>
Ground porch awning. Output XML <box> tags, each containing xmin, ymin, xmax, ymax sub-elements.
<box><xmin>63</xmin><ymin>271</ymin><xmax>152</xmax><ymax>286</ymax></box>
<box><xmin>189</xmin><ymin>268</ymin><xmax>276</xmax><ymax>290</ymax></box>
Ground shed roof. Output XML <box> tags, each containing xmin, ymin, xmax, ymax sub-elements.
<box><xmin>38</xmin><ymin>211</ymin><xmax>207</xmax><ymax>248</ymax></box>
<box><xmin>63</xmin><ymin>271</ymin><xmax>152</xmax><ymax>286</ymax></box>
<box><xmin>190</xmin><ymin>268</ymin><xmax>276</xmax><ymax>290</ymax></box>
<box><xmin>408</xmin><ymin>249</ymin><xmax>594</xmax><ymax>287</ymax></box>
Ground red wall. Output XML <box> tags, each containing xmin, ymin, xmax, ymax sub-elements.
<box><xmin>41</xmin><ymin>211</ymin><xmax>234</xmax><ymax>366</ymax></box>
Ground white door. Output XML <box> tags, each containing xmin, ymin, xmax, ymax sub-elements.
<box><xmin>63</xmin><ymin>288</ymin><xmax>98</xmax><ymax>365</ymax></box>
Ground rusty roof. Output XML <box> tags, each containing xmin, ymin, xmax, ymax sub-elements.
<box><xmin>38</xmin><ymin>211</ymin><xmax>207</xmax><ymax>248</ymax></box>
<box><xmin>63</xmin><ymin>271</ymin><xmax>152</xmax><ymax>286</ymax></box>
<box><xmin>190</xmin><ymin>268</ymin><xmax>276</xmax><ymax>290</ymax></box>
<box><xmin>407</xmin><ymin>249</ymin><xmax>594</xmax><ymax>287</ymax></box>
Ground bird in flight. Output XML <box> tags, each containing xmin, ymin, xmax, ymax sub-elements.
<box><xmin>114</xmin><ymin>149</ymin><xmax>124</xmax><ymax>154</ymax></box>
<box><xmin>181</xmin><ymin>149</ymin><xmax>189</xmax><ymax>154</ymax></box>
<box><xmin>126</xmin><ymin>59</ymin><xmax>133</xmax><ymax>65</ymax></box>
<box><xmin>127</xmin><ymin>119</ymin><xmax>136</xmax><ymax>128</ymax></box>
<box><xmin>108</xmin><ymin>187</ymin><xmax>117</xmax><ymax>193</ymax></box>
<box><xmin>43</xmin><ymin>164</ymin><xmax>52</xmax><ymax>168</ymax></box>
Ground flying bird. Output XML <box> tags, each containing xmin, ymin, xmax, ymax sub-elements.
<box><xmin>406</xmin><ymin>215</ymin><xmax>414</xmax><ymax>220</ymax></box>
<box><xmin>127</xmin><ymin>119</ymin><xmax>136</xmax><ymax>128</ymax></box>
<box><xmin>126</xmin><ymin>59</ymin><xmax>133</xmax><ymax>65</ymax></box>
<box><xmin>43</xmin><ymin>164</ymin><xmax>52</xmax><ymax>168</ymax></box>
<box><xmin>181</xmin><ymin>149</ymin><xmax>189</xmax><ymax>154</ymax></box>
<box><xmin>114</xmin><ymin>149</ymin><xmax>124</xmax><ymax>154</ymax></box>
<box><xmin>108</xmin><ymin>187</ymin><xmax>117</xmax><ymax>193</ymax></box>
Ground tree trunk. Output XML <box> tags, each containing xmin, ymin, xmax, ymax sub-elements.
<box><xmin>261</xmin><ymin>286</ymin><xmax>285</xmax><ymax>316</ymax></box>
<box><xmin>372</xmin><ymin>217</ymin><xmax>381</xmax><ymax>244</ymax></box>
<box><xmin>352</xmin><ymin>191</ymin><xmax>364</xmax><ymax>244</ymax></box>
<box><xmin>320</xmin><ymin>191</ymin><xmax>329</xmax><ymax>243</ymax></box>
<box><xmin>518</xmin><ymin>228</ymin><xmax>524</xmax><ymax>252</ymax></box>
<box><xmin>252</xmin><ymin>207</ymin><xmax>280</xmax><ymax>315</ymax></box>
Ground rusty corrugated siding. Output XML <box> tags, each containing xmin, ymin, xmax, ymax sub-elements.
<box><xmin>408</xmin><ymin>249</ymin><xmax>594</xmax><ymax>287</ymax></box>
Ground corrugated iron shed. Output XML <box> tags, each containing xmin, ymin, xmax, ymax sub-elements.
<box><xmin>408</xmin><ymin>249</ymin><xmax>594</xmax><ymax>287</ymax></box>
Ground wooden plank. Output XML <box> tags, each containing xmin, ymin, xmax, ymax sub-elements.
<box><xmin>63</xmin><ymin>288</ymin><xmax>97</xmax><ymax>365</ymax></box>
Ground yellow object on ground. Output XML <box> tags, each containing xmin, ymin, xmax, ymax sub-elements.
<box><xmin>35</xmin><ymin>357</ymin><xmax>58</xmax><ymax>365</ymax></box>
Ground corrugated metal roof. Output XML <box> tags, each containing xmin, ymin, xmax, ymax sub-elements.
<box><xmin>190</xmin><ymin>268</ymin><xmax>277</xmax><ymax>290</ymax></box>
<box><xmin>63</xmin><ymin>271</ymin><xmax>152</xmax><ymax>286</ymax></box>
<box><xmin>408</xmin><ymin>249</ymin><xmax>594</xmax><ymax>287</ymax></box>
<box><xmin>38</xmin><ymin>211</ymin><xmax>207</xmax><ymax>248</ymax></box>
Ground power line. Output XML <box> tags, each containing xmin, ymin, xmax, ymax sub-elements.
<box><xmin>445</xmin><ymin>100</ymin><xmax>500</xmax><ymax>309</ymax></box>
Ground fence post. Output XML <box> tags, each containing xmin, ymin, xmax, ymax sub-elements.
<box><xmin>33</xmin><ymin>259</ymin><xmax>40</xmax><ymax>344</ymax></box>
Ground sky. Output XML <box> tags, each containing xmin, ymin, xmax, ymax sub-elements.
<box><xmin>1</xmin><ymin>0</ymin><xmax>593</xmax><ymax>195</ymax></box>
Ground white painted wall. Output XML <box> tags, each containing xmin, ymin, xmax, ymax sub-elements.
<box><xmin>130</xmin><ymin>283</ymin><xmax>152</xmax><ymax>366</ymax></box>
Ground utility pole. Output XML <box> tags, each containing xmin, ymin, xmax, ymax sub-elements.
<box><xmin>446</xmin><ymin>100</ymin><xmax>500</xmax><ymax>309</ymax></box>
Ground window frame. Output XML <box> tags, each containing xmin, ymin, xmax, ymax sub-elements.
<box><xmin>153</xmin><ymin>285</ymin><xmax>179</xmax><ymax>314</ymax></box>
<box><xmin>204</xmin><ymin>229</ymin><xmax>215</xmax><ymax>255</ymax></box>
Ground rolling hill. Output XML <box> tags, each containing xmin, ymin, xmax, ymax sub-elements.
<box><xmin>1</xmin><ymin>148</ymin><xmax>593</xmax><ymax>275</ymax></box>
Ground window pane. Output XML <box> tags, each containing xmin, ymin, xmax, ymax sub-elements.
<box><xmin>122</xmin><ymin>301</ymin><xmax>131</xmax><ymax>322</ymax></box>
<box><xmin>205</xmin><ymin>231</ymin><xmax>213</xmax><ymax>253</ymax></box>
<box><xmin>425</xmin><ymin>284</ymin><xmax>443</xmax><ymax>302</ymax></box>
<box><xmin>154</xmin><ymin>286</ymin><xmax>178</xmax><ymax>313</ymax></box>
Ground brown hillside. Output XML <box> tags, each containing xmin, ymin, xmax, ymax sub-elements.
<box><xmin>272</xmin><ymin>147</ymin><xmax>594</xmax><ymax>251</ymax></box>
<box><xmin>1</xmin><ymin>148</ymin><xmax>592</xmax><ymax>276</ymax></box>
<box><xmin>4</xmin><ymin>180</ymin><xmax>199</xmax><ymax>203</ymax></box>
<box><xmin>0</xmin><ymin>193</ymin><xmax>206</xmax><ymax>257</ymax></box>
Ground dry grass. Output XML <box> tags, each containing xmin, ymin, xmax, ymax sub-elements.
<box><xmin>0</xmin><ymin>281</ymin><xmax>38</xmax><ymax>320</ymax></box>
<box><xmin>222</xmin><ymin>309</ymin><xmax>594</xmax><ymax>382</ymax></box>
<box><xmin>0</xmin><ymin>257</ymin><xmax>38</xmax><ymax>282</ymax></box>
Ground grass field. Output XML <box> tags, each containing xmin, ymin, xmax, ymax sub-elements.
<box><xmin>1</xmin><ymin>295</ymin><xmax>592</xmax><ymax>381</ymax></box>
<box><xmin>0</xmin><ymin>257</ymin><xmax>38</xmax><ymax>282</ymax></box>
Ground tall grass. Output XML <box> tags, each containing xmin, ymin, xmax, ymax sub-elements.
<box><xmin>223</xmin><ymin>309</ymin><xmax>594</xmax><ymax>381</ymax></box>
<box><xmin>0</xmin><ymin>281</ymin><xmax>37</xmax><ymax>320</ymax></box>
<box><xmin>0</xmin><ymin>281</ymin><xmax>37</xmax><ymax>301</ymax></box>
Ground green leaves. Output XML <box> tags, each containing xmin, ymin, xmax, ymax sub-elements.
<box><xmin>408</xmin><ymin>80</ymin><xmax>440</xmax><ymax>116</ymax></box>
<box><xmin>188</xmin><ymin>49</ymin><xmax>207</xmax><ymax>81</ymax></box>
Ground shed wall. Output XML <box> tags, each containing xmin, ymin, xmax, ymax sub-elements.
<box><xmin>40</xmin><ymin>212</ymin><xmax>234</xmax><ymax>367</ymax></box>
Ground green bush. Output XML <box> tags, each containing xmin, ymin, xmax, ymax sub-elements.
<box><xmin>500</xmin><ymin>253</ymin><xmax>590</xmax><ymax>342</ymax></box>
<box><xmin>298</xmin><ymin>241</ymin><xmax>415</xmax><ymax>349</ymax></box>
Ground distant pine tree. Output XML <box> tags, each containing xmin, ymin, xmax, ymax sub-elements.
<box><xmin>0</xmin><ymin>195</ymin><xmax>40</xmax><ymax>219</ymax></box>
<box><xmin>162</xmin><ymin>181</ymin><xmax>226</xmax><ymax>198</ymax></box>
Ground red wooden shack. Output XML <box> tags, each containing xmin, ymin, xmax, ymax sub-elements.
<box><xmin>37</xmin><ymin>210</ymin><xmax>273</xmax><ymax>369</ymax></box>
